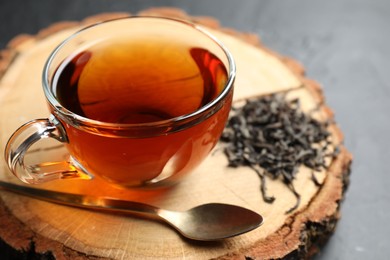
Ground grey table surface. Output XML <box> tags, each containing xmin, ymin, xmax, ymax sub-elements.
<box><xmin>0</xmin><ymin>0</ymin><xmax>388</xmax><ymax>259</ymax></box>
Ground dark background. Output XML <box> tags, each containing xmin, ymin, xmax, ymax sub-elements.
<box><xmin>1</xmin><ymin>0</ymin><xmax>389</xmax><ymax>259</ymax></box>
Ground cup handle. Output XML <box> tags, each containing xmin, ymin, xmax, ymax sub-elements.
<box><xmin>4</xmin><ymin>116</ymin><xmax>92</xmax><ymax>184</ymax></box>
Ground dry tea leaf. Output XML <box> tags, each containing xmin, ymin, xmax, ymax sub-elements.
<box><xmin>221</xmin><ymin>93</ymin><xmax>339</xmax><ymax>213</ymax></box>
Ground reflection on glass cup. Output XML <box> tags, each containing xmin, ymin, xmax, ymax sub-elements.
<box><xmin>5</xmin><ymin>17</ymin><xmax>235</xmax><ymax>188</ymax></box>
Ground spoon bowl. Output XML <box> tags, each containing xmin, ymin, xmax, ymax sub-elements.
<box><xmin>159</xmin><ymin>203</ymin><xmax>264</xmax><ymax>241</ymax></box>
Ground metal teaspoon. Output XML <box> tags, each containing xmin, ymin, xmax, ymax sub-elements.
<box><xmin>0</xmin><ymin>180</ymin><xmax>263</xmax><ymax>241</ymax></box>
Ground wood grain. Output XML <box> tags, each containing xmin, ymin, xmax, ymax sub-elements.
<box><xmin>0</xmin><ymin>8</ymin><xmax>351</xmax><ymax>259</ymax></box>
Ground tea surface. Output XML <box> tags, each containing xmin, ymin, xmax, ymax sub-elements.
<box><xmin>53</xmin><ymin>38</ymin><xmax>228</xmax><ymax>124</ymax></box>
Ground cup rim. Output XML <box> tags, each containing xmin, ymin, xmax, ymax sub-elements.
<box><xmin>42</xmin><ymin>16</ymin><xmax>236</xmax><ymax>132</ymax></box>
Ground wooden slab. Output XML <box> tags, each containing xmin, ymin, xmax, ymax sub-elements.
<box><xmin>0</xmin><ymin>8</ymin><xmax>352</xmax><ymax>259</ymax></box>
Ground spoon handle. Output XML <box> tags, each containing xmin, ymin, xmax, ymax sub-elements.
<box><xmin>0</xmin><ymin>180</ymin><xmax>161</xmax><ymax>218</ymax></box>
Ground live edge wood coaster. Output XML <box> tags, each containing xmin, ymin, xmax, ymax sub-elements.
<box><xmin>0</xmin><ymin>8</ymin><xmax>352</xmax><ymax>260</ymax></box>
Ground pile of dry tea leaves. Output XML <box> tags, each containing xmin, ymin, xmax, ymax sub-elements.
<box><xmin>220</xmin><ymin>93</ymin><xmax>339</xmax><ymax>214</ymax></box>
